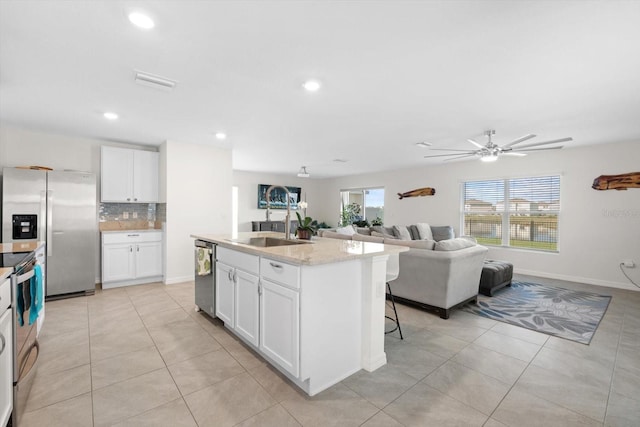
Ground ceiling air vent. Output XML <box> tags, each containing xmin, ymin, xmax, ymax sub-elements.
<box><xmin>134</xmin><ymin>71</ymin><xmax>177</xmax><ymax>91</ymax></box>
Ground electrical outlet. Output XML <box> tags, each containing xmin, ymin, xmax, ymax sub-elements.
<box><xmin>622</xmin><ymin>259</ymin><xmax>635</xmax><ymax>268</ymax></box>
<box><xmin>122</xmin><ymin>212</ymin><xmax>129</xmax><ymax>219</ymax></box>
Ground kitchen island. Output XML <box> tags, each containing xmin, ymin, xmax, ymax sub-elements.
<box><xmin>191</xmin><ymin>232</ymin><xmax>408</xmax><ymax>396</ymax></box>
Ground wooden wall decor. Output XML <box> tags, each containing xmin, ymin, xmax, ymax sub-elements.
<box><xmin>398</xmin><ymin>187</ymin><xmax>436</xmax><ymax>199</ymax></box>
<box><xmin>592</xmin><ymin>172</ymin><xmax>640</xmax><ymax>191</ymax></box>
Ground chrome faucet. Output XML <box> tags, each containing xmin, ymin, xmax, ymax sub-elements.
<box><xmin>265</xmin><ymin>185</ymin><xmax>292</xmax><ymax>239</ymax></box>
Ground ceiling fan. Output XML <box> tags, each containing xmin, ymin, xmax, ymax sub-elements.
<box><xmin>424</xmin><ymin>130</ymin><xmax>573</xmax><ymax>162</ymax></box>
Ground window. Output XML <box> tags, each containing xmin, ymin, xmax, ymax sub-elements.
<box><xmin>462</xmin><ymin>176</ymin><xmax>560</xmax><ymax>251</ymax></box>
<box><xmin>340</xmin><ymin>188</ymin><xmax>384</xmax><ymax>226</ymax></box>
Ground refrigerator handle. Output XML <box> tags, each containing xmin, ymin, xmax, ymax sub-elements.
<box><xmin>40</xmin><ymin>190</ymin><xmax>47</xmax><ymax>242</ymax></box>
<box><xmin>47</xmin><ymin>189</ymin><xmax>53</xmax><ymax>256</ymax></box>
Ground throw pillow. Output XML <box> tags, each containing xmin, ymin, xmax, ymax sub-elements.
<box><xmin>431</xmin><ymin>225</ymin><xmax>454</xmax><ymax>241</ymax></box>
<box><xmin>434</xmin><ymin>237</ymin><xmax>476</xmax><ymax>251</ymax></box>
<box><xmin>415</xmin><ymin>223</ymin><xmax>434</xmax><ymax>240</ymax></box>
<box><xmin>322</xmin><ymin>230</ymin><xmax>352</xmax><ymax>240</ymax></box>
<box><xmin>392</xmin><ymin>225</ymin><xmax>412</xmax><ymax>240</ymax></box>
<box><xmin>386</xmin><ymin>239</ymin><xmax>435</xmax><ymax>250</ymax></box>
<box><xmin>407</xmin><ymin>225</ymin><xmax>420</xmax><ymax>240</ymax></box>
<box><xmin>336</xmin><ymin>225</ymin><xmax>356</xmax><ymax>236</ymax></box>
<box><xmin>353</xmin><ymin>233</ymin><xmax>384</xmax><ymax>243</ymax></box>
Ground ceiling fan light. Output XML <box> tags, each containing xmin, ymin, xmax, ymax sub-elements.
<box><xmin>480</xmin><ymin>153</ymin><xmax>498</xmax><ymax>162</ymax></box>
<box><xmin>297</xmin><ymin>166</ymin><xmax>310</xmax><ymax>178</ymax></box>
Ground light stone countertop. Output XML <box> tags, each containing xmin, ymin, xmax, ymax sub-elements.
<box><xmin>191</xmin><ymin>231</ymin><xmax>408</xmax><ymax>266</ymax></box>
<box><xmin>100</xmin><ymin>229</ymin><xmax>163</xmax><ymax>234</ymax></box>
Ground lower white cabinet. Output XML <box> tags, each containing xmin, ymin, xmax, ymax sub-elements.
<box><xmin>102</xmin><ymin>231</ymin><xmax>163</xmax><ymax>288</ymax></box>
<box><xmin>260</xmin><ymin>278</ymin><xmax>299</xmax><ymax>377</ymax></box>
<box><xmin>234</xmin><ymin>270</ymin><xmax>260</xmax><ymax>346</ymax></box>
<box><xmin>215</xmin><ymin>261</ymin><xmax>235</xmax><ymax>327</ymax></box>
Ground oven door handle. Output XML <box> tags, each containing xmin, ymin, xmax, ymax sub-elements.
<box><xmin>17</xmin><ymin>269</ymin><xmax>35</xmax><ymax>284</ymax></box>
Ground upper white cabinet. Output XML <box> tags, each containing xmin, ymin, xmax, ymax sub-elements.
<box><xmin>101</xmin><ymin>146</ymin><xmax>159</xmax><ymax>202</ymax></box>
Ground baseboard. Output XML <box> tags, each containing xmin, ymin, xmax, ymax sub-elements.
<box><xmin>514</xmin><ymin>268</ymin><xmax>640</xmax><ymax>292</ymax></box>
<box><xmin>163</xmin><ymin>275</ymin><xmax>193</xmax><ymax>285</ymax></box>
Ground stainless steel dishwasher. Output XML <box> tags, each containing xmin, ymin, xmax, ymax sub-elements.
<box><xmin>194</xmin><ymin>240</ymin><xmax>216</xmax><ymax>317</ymax></box>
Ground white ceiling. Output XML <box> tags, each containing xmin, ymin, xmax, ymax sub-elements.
<box><xmin>1</xmin><ymin>1</ymin><xmax>639</xmax><ymax>178</ymax></box>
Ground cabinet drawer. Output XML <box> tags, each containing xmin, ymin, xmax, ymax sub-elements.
<box><xmin>260</xmin><ymin>258</ymin><xmax>300</xmax><ymax>289</ymax></box>
<box><xmin>0</xmin><ymin>278</ymin><xmax>10</xmax><ymax>312</ymax></box>
<box><xmin>102</xmin><ymin>231</ymin><xmax>162</xmax><ymax>244</ymax></box>
<box><xmin>217</xmin><ymin>247</ymin><xmax>259</xmax><ymax>275</ymax></box>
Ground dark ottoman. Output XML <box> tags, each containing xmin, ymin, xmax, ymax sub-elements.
<box><xmin>479</xmin><ymin>260</ymin><xmax>513</xmax><ymax>296</ymax></box>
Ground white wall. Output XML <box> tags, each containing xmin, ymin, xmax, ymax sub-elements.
<box><xmin>315</xmin><ymin>140</ymin><xmax>640</xmax><ymax>290</ymax></box>
<box><xmin>162</xmin><ymin>140</ymin><xmax>232</xmax><ymax>284</ymax></box>
<box><xmin>232</xmin><ymin>170</ymin><xmax>328</xmax><ymax>231</ymax></box>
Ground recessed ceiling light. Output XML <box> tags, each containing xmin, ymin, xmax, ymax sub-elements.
<box><xmin>103</xmin><ymin>112</ymin><xmax>118</xmax><ymax>120</ymax></box>
<box><xmin>416</xmin><ymin>142</ymin><xmax>432</xmax><ymax>148</ymax></box>
<box><xmin>215</xmin><ymin>132</ymin><xmax>227</xmax><ymax>140</ymax></box>
<box><xmin>128</xmin><ymin>12</ymin><xmax>155</xmax><ymax>29</ymax></box>
<box><xmin>302</xmin><ymin>80</ymin><xmax>321</xmax><ymax>92</ymax></box>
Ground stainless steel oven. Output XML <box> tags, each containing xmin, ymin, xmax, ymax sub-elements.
<box><xmin>1</xmin><ymin>250</ymin><xmax>41</xmax><ymax>427</ymax></box>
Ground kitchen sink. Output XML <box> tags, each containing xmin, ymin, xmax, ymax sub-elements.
<box><xmin>229</xmin><ymin>237</ymin><xmax>311</xmax><ymax>247</ymax></box>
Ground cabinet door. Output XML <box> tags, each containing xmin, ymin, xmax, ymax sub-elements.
<box><xmin>215</xmin><ymin>262</ymin><xmax>235</xmax><ymax>327</ymax></box>
<box><xmin>133</xmin><ymin>150</ymin><xmax>159</xmax><ymax>202</ymax></box>
<box><xmin>0</xmin><ymin>309</ymin><xmax>13</xmax><ymax>427</ymax></box>
<box><xmin>101</xmin><ymin>146</ymin><xmax>134</xmax><ymax>202</ymax></box>
<box><xmin>102</xmin><ymin>243</ymin><xmax>135</xmax><ymax>282</ymax></box>
<box><xmin>135</xmin><ymin>241</ymin><xmax>162</xmax><ymax>278</ymax></box>
<box><xmin>260</xmin><ymin>279</ymin><xmax>299</xmax><ymax>377</ymax></box>
<box><xmin>234</xmin><ymin>270</ymin><xmax>260</xmax><ymax>347</ymax></box>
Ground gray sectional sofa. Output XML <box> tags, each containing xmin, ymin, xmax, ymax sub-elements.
<box><xmin>317</xmin><ymin>224</ymin><xmax>488</xmax><ymax>318</ymax></box>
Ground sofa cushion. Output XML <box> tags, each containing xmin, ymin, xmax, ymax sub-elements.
<box><xmin>392</xmin><ymin>225</ymin><xmax>412</xmax><ymax>240</ymax></box>
<box><xmin>407</xmin><ymin>225</ymin><xmax>420</xmax><ymax>240</ymax></box>
<box><xmin>371</xmin><ymin>231</ymin><xmax>396</xmax><ymax>239</ymax></box>
<box><xmin>355</xmin><ymin>227</ymin><xmax>371</xmax><ymax>236</ymax></box>
<box><xmin>322</xmin><ymin>230</ymin><xmax>352</xmax><ymax>240</ymax></box>
<box><xmin>370</xmin><ymin>226</ymin><xmax>396</xmax><ymax>238</ymax></box>
<box><xmin>336</xmin><ymin>225</ymin><xmax>356</xmax><ymax>236</ymax></box>
<box><xmin>353</xmin><ymin>233</ymin><xmax>384</xmax><ymax>243</ymax></box>
<box><xmin>434</xmin><ymin>237</ymin><xmax>476</xmax><ymax>251</ymax></box>
<box><xmin>415</xmin><ymin>223</ymin><xmax>434</xmax><ymax>240</ymax></box>
<box><xmin>431</xmin><ymin>225</ymin><xmax>454</xmax><ymax>241</ymax></box>
<box><xmin>386</xmin><ymin>239</ymin><xmax>435</xmax><ymax>250</ymax></box>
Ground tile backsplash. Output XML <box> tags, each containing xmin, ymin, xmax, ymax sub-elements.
<box><xmin>99</xmin><ymin>203</ymin><xmax>166</xmax><ymax>230</ymax></box>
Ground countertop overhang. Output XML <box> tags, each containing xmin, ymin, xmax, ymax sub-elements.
<box><xmin>191</xmin><ymin>232</ymin><xmax>408</xmax><ymax>266</ymax></box>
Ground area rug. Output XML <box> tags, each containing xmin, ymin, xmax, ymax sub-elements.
<box><xmin>462</xmin><ymin>281</ymin><xmax>611</xmax><ymax>344</ymax></box>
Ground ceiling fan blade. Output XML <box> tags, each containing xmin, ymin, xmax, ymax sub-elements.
<box><xmin>467</xmin><ymin>138</ymin><xmax>484</xmax><ymax>149</ymax></box>
<box><xmin>513</xmin><ymin>146</ymin><xmax>564</xmax><ymax>152</ymax></box>
<box><xmin>424</xmin><ymin>152</ymin><xmax>475</xmax><ymax>158</ymax></box>
<box><xmin>428</xmin><ymin>148</ymin><xmax>478</xmax><ymax>152</ymax></box>
<box><xmin>444</xmin><ymin>154</ymin><xmax>477</xmax><ymax>161</ymax></box>
<box><xmin>501</xmin><ymin>152</ymin><xmax>527</xmax><ymax>157</ymax></box>
<box><xmin>503</xmin><ymin>134</ymin><xmax>536</xmax><ymax>148</ymax></box>
<box><xmin>514</xmin><ymin>138</ymin><xmax>572</xmax><ymax>150</ymax></box>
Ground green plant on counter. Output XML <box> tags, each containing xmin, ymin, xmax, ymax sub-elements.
<box><xmin>295</xmin><ymin>212</ymin><xmax>319</xmax><ymax>239</ymax></box>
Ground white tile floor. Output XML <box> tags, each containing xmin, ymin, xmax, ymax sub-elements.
<box><xmin>19</xmin><ymin>274</ymin><xmax>640</xmax><ymax>426</ymax></box>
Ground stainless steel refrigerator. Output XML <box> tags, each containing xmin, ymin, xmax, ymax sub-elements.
<box><xmin>2</xmin><ymin>167</ymin><xmax>97</xmax><ymax>297</ymax></box>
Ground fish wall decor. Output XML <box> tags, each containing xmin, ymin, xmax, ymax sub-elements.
<box><xmin>397</xmin><ymin>187</ymin><xmax>436</xmax><ymax>199</ymax></box>
<box><xmin>592</xmin><ymin>172</ymin><xmax>640</xmax><ymax>191</ymax></box>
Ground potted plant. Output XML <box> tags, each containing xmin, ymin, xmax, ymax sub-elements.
<box><xmin>295</xmin><ymin>211</ymin><xmax>318</xmax><ymax>240</ymax></box>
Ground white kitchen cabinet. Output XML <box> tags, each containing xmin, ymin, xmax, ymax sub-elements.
<box><xmin>215</xmin><ymin>261</ymin><xmax>235</xmax><ymax>327</ymax></box>
<box><xmin>101</xmin><ymin>231</ymin><xmax>163</xmax><ymax>288</ymax></box>
<box><xmin>101</xmin><ymin>146</ymin><xmax>159</xmax><ymax>202</ymax></box>
<box><xmin>260</xmin><ymin>278</ymin><xmax>299</xmax><ymax>377</ymax></box>
<box><xmin>234</xmin><ymin>270</ymin><xmax>260</xmax><ymax>346</ymax></box>
<box><xmin>215</xmin><ymin>247</ymin><xmax>260</xmax><ymax>346</ymax></box>
<box><xmin>0</xmin><ymin>277</ymin><xmax>13</xmax><ymax>427</ymax></box>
